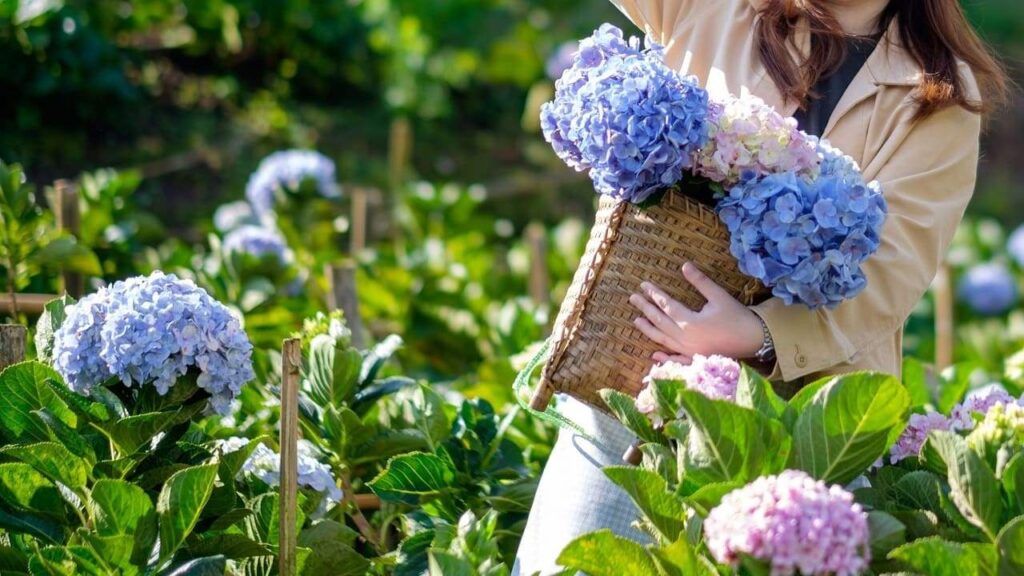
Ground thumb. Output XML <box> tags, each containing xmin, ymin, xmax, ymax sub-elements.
<box><xmin>681</xmin><ymin>262</ymin><xmax>731</xmax><ymax>305</ymax></box>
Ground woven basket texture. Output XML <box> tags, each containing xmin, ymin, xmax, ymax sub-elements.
<box><xmin>532</xmin><ymin>189</ymin><xmax>769</xmax><ymax>412</ymax></box>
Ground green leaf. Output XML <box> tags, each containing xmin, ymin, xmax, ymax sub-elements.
<box><xmin>91</xmin><ymin>411</ymin><xmax>179</xmax><ymax>457</ymax></box>
<box><xmin>639</xmin><ymin>443</ymin><xmax>678</xmax><ymax>485</ymax></box>
<box><xmin>187</xmin><ymin>534</ymin><xmax>271</xmax><ymax>560</ymax></box>
<box><xmin>922</xmin><ymin>431</ymin><xmax>1003</xmax><ymax>541</ymax></box>
<box><xmin>902</xmin><ymin>357</ymin><xmax>932</xmax><ymax>410</ymax></box>
<box><xmin>867</xmin><ymin>511</ymin><xmax>906</xmax><ymax>557</ymax></box>
<box><xmin>0</xmin><ymin>463</ymin><xmax>66</xmax><ymax>521</ymax></box>
<box><xmin>997</xmin><ymin>516</ymin><xmax>1024</xmax><ymax>576</ymax></box>
<box><xmin>600</xmin><ymin>389</ymin><xmax>661</xmax><ymax>444</ymax></box>
<box><xmin>90</xmin><ymin>479</ymin><xmax>154</xmax><ymax>536</ymax></box>
<box><xmin>889</xmin><ymin>537</ymin><xmax>981</xmax><ymax>575</ymax></box>
<box><xmin>81</xmin><ymin>534</ymin><xmax>134</xmax><ymax>572</ymax></box>
<box><xmin>29</xmin><ymin>235</ymin><xmax>102</xmax><ymax>276</ymax></box>
<box><xmin>157</xmin><ymin>464</ymin><xmax>219</xmax><ymax>562</ymax></box>
<box><xmin>790</xmin><ymin>372</ymin><xmax>910</xmax><ymax>485</ymax></box>
<box><xmin>369</xmin><ymin>452</ymin><xmax>456</xmax><ymax>501</ymax></box>
<box><xmin>0</xmin><ymin>508</ymin><xmax>63</xmax><ymax>544</ymax></box>
<box><xmin>649</xmin><ymin>535</ymin><xmax>716</xmax><ymax>576</ymax></box>
<box><xmin>214</xmin><ymin>436</ymin><xmax>268</xmax><ymax>480</ymax></box>
<box><xmin>735</xmin><ymin>365</ymin><xmax>787</xmax><ymax>419</ymax></box>
<box><xmin>351</xmin><ymin>376</ymin><xmax>417</xmax><ymax>412</ymax></box>
<box><xmin>400</xmin><ymin>385</ymin><xmax>451</xmax><ymax>449</ymax></box>
<box><xmin>34</xmin><ymin>296</ymin><xmax>73</xmax><ymax>364</ymax></box>
<box><xmin>297</xmin><ymin>521</ymin><xmax>370</xmax><ymax>576</ymax></box>
<box><xmin>937</xmin><ymin>363</ymin><xmax>981</xmax><ymax>414</ymax></box>
<box><xmin>427</xmin><ymin>551</ymin><xmax>474</xmax><ymax>576</ymax></box>
<box><xmin>0</xmin><ymin>362</ymin><xmax>76</xmax><ymax>441</ymax></box>
<box><xmin>556</xmin><ymin>529</ymin><xmax>658</xmax><ymax>576</ymax></box>
<box><xmin>29</xmin><ymin>408</ymin><xmax>96</xmax><ymax>464</ymax></box>
<box><xmin>27</xmin><ymin>546</ymin><xmax>78</xmax><ymax>576</ymax></box>
<box><xmin>892</xmin><ymin>470</ymin><xmax>944</xmax><ymax>514</ymax></box>
<box><xmin>0</xmin><ymin>442</ymin><xmax>88</xmax><ymax>489</ymax></box>
<box><xmin>678</xmin><ymin>390</ymin><xmax>791</xmax><ymax>485</ymax></box>
<box><xmin>603</xmin><ymin>467</ymin><xmax>690</xmax><ymax>542</ymax></box>
<box><xmin>1003</xmin><ymin>453</ymin><xmax>1024</xmax><ymax>516</ymax></box>
<box><xmin>684</xmin><ymin>481</ymin><xmax>744</xmax><ymax>517</ymax></box>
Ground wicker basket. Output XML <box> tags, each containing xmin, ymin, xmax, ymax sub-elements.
<box><xmin>529</xmin><ymin>189</ymin><xmax>770</xmax><ymax>412</ymax></box>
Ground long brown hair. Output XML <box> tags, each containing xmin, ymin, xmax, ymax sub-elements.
<box><xmin>755</xmin><ymin>0</ymin><xmax>1009</xmax><ymax>119</ymax></box>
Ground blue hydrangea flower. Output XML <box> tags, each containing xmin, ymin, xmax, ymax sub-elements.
<box><xmin>1007</xmin><ymin>225</ymin><xmax>1024</xmax><ymax>268</ymax></box>
<box><xmin>245</xmin><ymin>150</ymin><xmax>341</xmax><ymax>219</ymax></box>
<box><xmin>540</xmin><ymin>24</ymin><xmax>709</xmax><ymax>203</ymax></box>
<box><xmin>222</xmin><ymin>225</ymin><xmax>290</xmax><ymax>264</ymax></box>
<box><xmin>241</xmin><ymin>440</ymin><xmax>343</xmax><ymax>517</ymax></box>
<box><xmin>546</xmin><ymin>41</ymin><xmax>579</xmax><ymax>80</ymax></box>
<box><xmin>214</xmin><ymin>200</ymin><xmax>258</xmax><ymax>233</ymax></box>
<box><xmin>52</xmin><ymin>272</ymin><xmax>255</xmax><ymax>414</ymax></box>
<box><xmin>716</xmin><ymin>143</ymin><xmax>887</xmax><ymax>308</ymax></box>
<box><xmin>958</xmin><ymin>263</ymin><xmax>1018</xmax><ymax>316</ymax></box>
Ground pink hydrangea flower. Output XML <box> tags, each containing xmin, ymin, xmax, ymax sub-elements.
<box><xmin>950</xmin><ymin>386</ymin><xmax>1018</xmax><ymax>432</ymax></box>
<box><xmin>636</xmin><ymin>355</ymin><xmax>741</xmax><ymax>425</ymax></box>
<box><xmin>705</xmin><ymin>470</ymin><xmax>870</xmax><ymax>576</ymax></box>
<box><xmin>889</xmin><ymin>411</ymin><xmax>951</xmax><ymax>464</ymax></box>
<box><xmin>696</xmin><ymin>95</ymin><xmax>821</xmax><ymax>186</ymax></box>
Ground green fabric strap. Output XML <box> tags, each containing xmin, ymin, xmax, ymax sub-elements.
<box><xmin>513</xmin><ymin>338</ymin><xmax>595</xmax><ymax>442</ymax></box>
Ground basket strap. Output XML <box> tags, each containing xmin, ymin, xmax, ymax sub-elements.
<box><xmin>513</xmin><ymin>338</ymin><xmax>595</xmax><ymax>442</ymax></box>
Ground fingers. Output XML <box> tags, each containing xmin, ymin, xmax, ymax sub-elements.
<box><xmin>640</xmin><ymin>281</ymin><xmax>694</xmax><ymax>321</ymax></box>
<box><xmin>634</xmin><ymin>318</ymin><xmax>683</xmax><ymax>352</ymax></box>
<box><xmin>652</xmin><ymin>351</ymin><xmax>692</xmax><ymax>365</ymax></box>
<box><xmin>681</xmin><ymin>262</ymin><xmax>731</xmax><ymax>305</ymax></box>
<box><xmin>629</xmin><ymin>293</ymin><xmax>684</xmax><ymax>338</ymax></box>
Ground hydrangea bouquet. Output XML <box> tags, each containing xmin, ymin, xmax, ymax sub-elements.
<box><xmin>541</xmin><ymin>24</ymin><xmax>888</xmax><ymax>309</ymax></box>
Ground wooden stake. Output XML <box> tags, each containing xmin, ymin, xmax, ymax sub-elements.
<box><xmin>0</xmin><ymin>293</ymin><xmax>57</xmax><ymax>316</ymax></box>
<box><xmin>279</xmin><ymin>338</ymin><xmax>301</xmax><ymax>576</ymax></box>
<box><xmin>934</xmin><ymin>262</ymin><xmax>954</xmax><ymax>370</ymax></box>
<box><xmin>54</xmin><ymin>180</ymin><xmax>84</xmax><ymax>298</ymax></box>
<box><xmin>326</xmin><ymin>263</ymin><xmax>367</xmax><ymax>349</ymax></box>
<box><xmin>349</xmin><ymin>186</ymin><xmax>368</xmax><ymax>255</ymax></box>
<box><xmin>388</xmin><ymin>116</ymin><xmax>412</xmax><ymax>193</ymax></box>
<box><xmin>525</xmin><ymin>223</ymin><xmax>550</xmax><ymax>307</ymax></box>
<box><xmin>0</xmin><ymin>325</ymin><xmax>26</xmax><ymax>371</ymax></box>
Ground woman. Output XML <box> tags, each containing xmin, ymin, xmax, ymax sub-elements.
<box><xmin>514</xmin><ymin>0</ymin><xmax>1008</xmax><ymax>573</ymax></box>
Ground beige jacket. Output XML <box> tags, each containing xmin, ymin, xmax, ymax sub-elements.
<box><xmin>610</xmin><ymin>0</ymin><xmax>982</xmax><ymax>383</ymax></box>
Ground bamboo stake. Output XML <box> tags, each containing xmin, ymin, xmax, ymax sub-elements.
<box><xmin>0</xmin><ymin>325</ymin><xmax>26</xmax><ymax>371</ymax></box>
<box><xmin>279</xmin><ymin>338</ymin><xmax>301</xmax><ymax>576</ymax></box>
<box><xmin>934</xmin><ymin>261</ymin><xmax>954</xmax><ymax>370</ymax></box>
<box><xmin>525</xmin><ymin>223</ymin><xmax>550</xmax><ymax>307</ymax></box>
<box><xmin>349</xmin><ymin>186</ymin><xmax>368</xmax><ymax>255</ymax></box>
<box><xmin>54</xmin><ymin>180</ymin><xmax>84</xmax><ymax>298</ymax></box>
<box><xmin>326</xmin><ymin>263</ymin><xmax>367</xmax><ymax>349</ymax></box>
<box><xmin>0</xmin><ymin>294</ymin><xmax>57</xmax><ymax>316</ymax></box>
<box><xmin>388</xmin><ymin>116</ymin><xmax>413</xmax><ymax>193</ymax></box>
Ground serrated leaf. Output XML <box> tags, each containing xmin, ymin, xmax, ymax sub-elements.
<box><xmin>1003</xmin><ymin>453</ymin><xmax>1024</xmax><ymax>517</ymax></box>
<box><xmin>0</xmin><ymin>362</ymin><xmax>76</xmax><ymax>441</ymax></box>
<box><xmin>158</xmin><ymin>555</ymin><xmax>226</xmax><ymax>576</ymax></box>
<box><xmin>0</xmin><ymin>463</ymin><xmax>66</xmax><ymax>521</ymax></box>
<box><xmin>34</xmin><ymin>296</ymin><xmax>73</xmax><ymax>364</ymax></box>
<box><xmin>1</xmin><ymin>442</ymin><xmax>88</xmax><ymax>489</ymax></box>
<box><xmin>600</xmin><ymin>389</ymin><xmax>661</xmax><ymax>444</ymax></box>
<box><xmin>351</xmin><ymin>376</ymin><xmax>417</xmax><ymax>412</ymax></box>
<box><xmin>0</xmin><ymin>508</ymin><xmax>63</xmax><ymax>544</ymax></box>
<box><xmin>684</xmin><ymin>481</ymin><xmax>744</xmax><ymax>517</ymax></box>
<box><xmin>889</xmin><ymin>537</ymin><xmax>980</xmax><ymax>575</ymax></box>
<box><xmin>157</xmin><ymin>464</ymin><xmax>218</xmax><ymax>562</ymax></box>
<box><xmin>369</xmin><ymin>453</ymin><xmax>455</xmax><ymax>501</ymax></box>
<box><xmin>790</xmin><ymin>372</ymin><xmax>910</xmax><ymax>485</ymax></box>
<box><xmin>892</xmin><ymin>470</ymin><xmax>944</xmax><ymax>514</ymax></box>
<box><xmin>603</xmin><ymin>467</ymin><xmax>689</xmax><ymax>542</ymax></box>
<box><xmin>678</xmin><ymin>390</ymin><xmax>791</xmax><ymax>485</ymax></box>
<box><xmin>187</xmin><ymin>534</ymin><xmax>271</xmax><ymax>560</ymax></box>
<box><xmin>867</xmin><ymin>511</ymin><xmax>906</xmax><ymax>557</ymax></box>
<box><xmin>427</xmin><ymin>551</ymin><xmax>474</xmax><ymax>576</ymax></box>
<box><xmin>297</xmin><ymin>521</ymin><xmax>369</xmax><ymax>576</ymax></box>
<box><xmin>998</xmin><ymin>516</ymin><xmax>1024</xmax><ymax>575</ymax></box>
<box><xmin>735</xmin><ymin>365</ymin><xmax>786</xmax><ymax>419</ymax></box>
<box><xmin>922</xmin><ymin>431</ymin><xmax>1002</xmax><ymax>541</ymax></box>
<box><xmin>650</xmin><ymin>535</ymin><xmax>715</xmax><ymax>576</ymax></box>
<box><xmin>90</xmin><ymin>479</ymin><xmax>153</xmax><ymax>537</ymax></box>
<box><xmin>91</xmin><ymin>411</ymin><xmax>180</xmax><ymax>457</ymax></box>
<box><xmin>556</xmin><ymin>529</ymin><xmax>658</xmax><ymax>576</ymax></box>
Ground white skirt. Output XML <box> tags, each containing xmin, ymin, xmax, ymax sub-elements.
<box><xmin>512</xmin><ymin>396</ymin><xmax>651</xmax><ymax>576</ymax></box>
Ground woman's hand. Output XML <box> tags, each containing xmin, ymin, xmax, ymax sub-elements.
<box><xmin>628</xmin><ymin>262</ymin><xmax>764</xmax><ymax>363</ymax></box>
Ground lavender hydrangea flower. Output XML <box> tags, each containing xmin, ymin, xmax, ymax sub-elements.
<box><xmin>545</xmin><ymin>41</ymin><xmax>579</xmax><ymax>80</ymax></box>
<box><xmin>222</xmin><ymin>225</ymin><xmax>290</xmax><ymax>264</ymax></box>
<box><xmin>958</xmin><ymin>263</ymin><xmax>1018</xmax><ymax>316</ymax></box>
<box><xmin>889</xmin><ymin>411</ymin><xmax>951</xmax><ymax>464</ymax></box>
<box><xmin>697</xmin><ymin>95</ymin><xmax>821</xmax><ymax>186</ymax></box>
<box><xmin>716</xmin><ymin>143</ymin><xmax>887</xmax><ymax>308</ymax></box>
<box><xmin>213</xmin><ymin>200</ymin><xmax>258</xmax><ymax>233</ymax></box>
<box><xmin>950</xmin><ymin>385</ymin><xmax>1019</xmax><ymax>431</ymax></box>
<box><xmin>52</xmin><ymin>272</ymin><xmax>255</xmax><ymax>414</ymax></box>
<box><xmin>245</xmin><ymin>150</ymin><xmax>341</xmax><ymax>219</ymax></box>
<box><xmin>540</xmin><ymin>24</ymin><xmax>709</xmax><ymax>203</ymax></box>
<box><xmin>242</xmin><ymin>440</ymin><xmax>343</xmax><ymax>516</ymax></box>
<box><xmin>705</xmin><ymin>470</ymin><xmax>870</xmax><ymax>576</ymax></box>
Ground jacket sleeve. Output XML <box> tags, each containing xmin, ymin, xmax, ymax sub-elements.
<box><xmin>751</xmin><ymin>102</ymin><xmax>981</xmax><ymax>382</ymax></box>
<box><xmin>607</xmin><ymin>0</ymin><xmax>694</xmax><ymax>45</ymax></box>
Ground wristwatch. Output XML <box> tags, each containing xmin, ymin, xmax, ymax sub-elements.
<box><xmin>754</xmin><ymin>314</ymin><xmax>776</xmax><ymax>364</ymax></box>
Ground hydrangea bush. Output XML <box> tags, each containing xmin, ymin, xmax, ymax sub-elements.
<box><xmin>540</xmin><ymin>24</ymin><xmax>709</xmax><ymax>203</ymax></box>
<box><xmin>52</xmin><ymin>271</ymin><xmax>255</xmax><ymax>413</ymax></box>
<box><xmin>245</xmin><ymin>149</ymin><xmax>341</xmax><ymax>219</ymax></box>
<box><xmin>958</xmin><ymin>262</ymin><xmax>1018</xmax><ymax>315</ymax></box>
<box><xmin>222</xmin><ymin>224</ymin><xmax>291</xmax><ymax>264</ymax></box>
